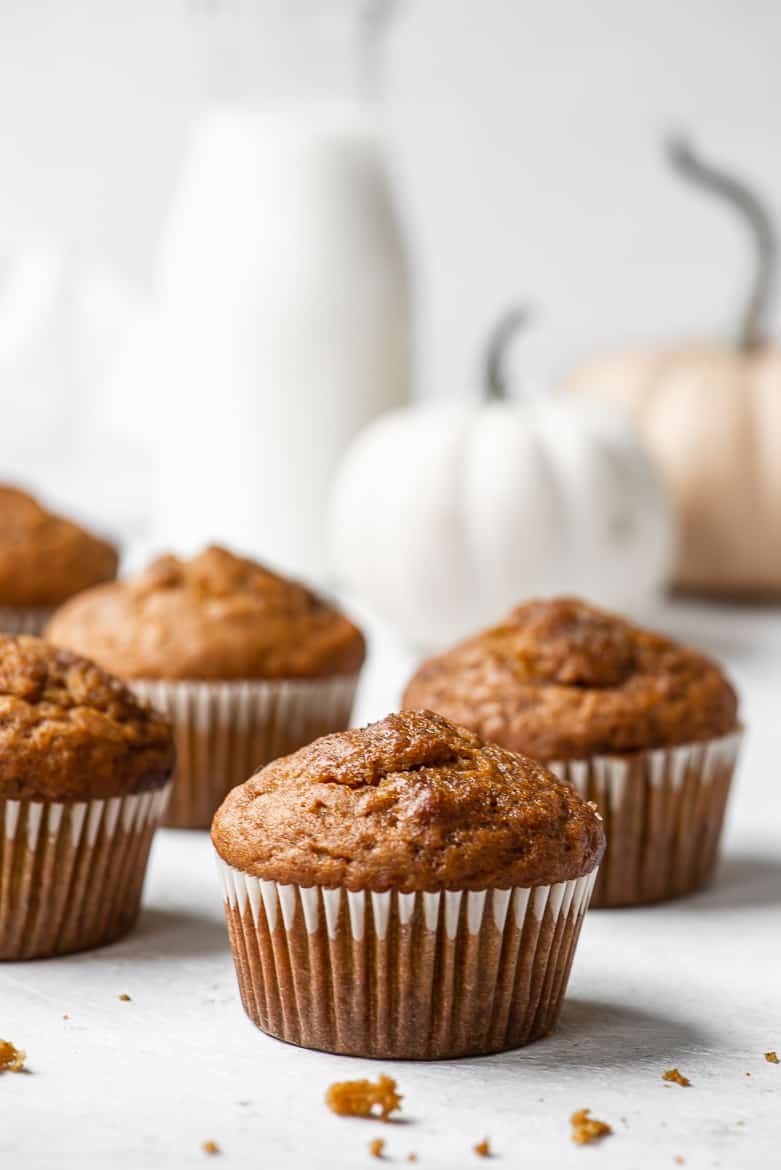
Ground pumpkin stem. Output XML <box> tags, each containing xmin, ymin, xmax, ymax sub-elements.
<box><xmin>667</xmin><ymin>136</ymin><xmax>776</xmax><ymax>351</ymax></box>
<box><xmin>484</xmin><ymin>307</ymin><xmax>531</xmax><ymax>400</ymax></box>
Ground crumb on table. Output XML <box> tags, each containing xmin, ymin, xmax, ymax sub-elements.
<box><xmin>570</xmin><ymin>1109</ymin><xmax>612</xmax><ymax>1145</ymax></box>
<box><xmin>118</xmin><ymin>994</ymin><xmax>131</xmax><ymax>1002</ymax></box>
<box><xmin>202</xmin><ymin>1140</ymin><xmax>220</xmax><ymax>1156</ymax></box>
<box><xmin>326</xmin><ymin>1075</ymin><xmax>402</xmax><ymax>1122</ymax></box>
<box><xmin>473</xmin><ymin>1138</ymin><xmax>491</xmax><ymax>1157</ymax></box>
<box><xmin>407</xmin><ymin>1156</ymin><xmax>418</xmax><ymax>1164</ymax></box>
<box><xmin>765</xmin><ymin>1051</ymin><xmax>779</xmax><ymax>1064</ymax></box>
<box><xmin>0</xmin><ymin>1041</ymin><xmax>26</xmax><ymax>1073</ymax></box>
<box><xmin>369</xmin><ymin>1137</ymin><xmax>385</xmax><ymax>1159</ymax></box>
<box><xmin>674</xmin><ymin>1158</ymin><xmax>685</xmax><ymax>1166</ymax></box>
<box><xmin>662</xmin><ymin>1068</ymin><xmax>690</xmax><ymax>1087</ymax></box>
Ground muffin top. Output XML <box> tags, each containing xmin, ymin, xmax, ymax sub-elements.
<box><xmin>0</xmin><ymin>636</ymin><xmax>175</xmax><ymax>801</ymax></box>
<box><xmin>211</xmin><ymin>709</ymin><xmax>605</xmax><ymax>890</ymax></box>
<box><xmin>45</xmin><ymin>545</ymin><xmax>366</xmax><ymax>682</ymax></box>
<box><xmin>403</xmin><ymin>598</ymin><xmax>739</xmax><ymax>762</ymax></box>
<box><xmin>0</xmin><ymin>485</ymin><xmax>118</xmax><ymax>607</ymax></box>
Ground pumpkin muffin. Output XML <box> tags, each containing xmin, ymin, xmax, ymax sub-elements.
<box><xmin>0</xmin><ymin>485</ymin><xmax>118</xmax><ymax>635</ymax></box>
<box><xmin>0</xmin><ymin>635</ymin><xmax>174</xmax><ymax>960</ymax></box>
<box><xmin>46</xmin><ymin>546</ymin><xmax>365</xmax><ymax>828</ymax></box>
<box><xmin>403</xmin><ymin>598</ymin><xmax>741</xmax><ymax>908</ymax></box>
<box><xmin>212</xmin><ymin>708</ymin><xmax>604</xmax><ymax>1059</ymax></box>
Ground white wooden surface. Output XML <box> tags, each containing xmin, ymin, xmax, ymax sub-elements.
<box><xmin>1</xmin><ymin>599</ymin><xmax>779</xmax><ymax>1168</ymax></box>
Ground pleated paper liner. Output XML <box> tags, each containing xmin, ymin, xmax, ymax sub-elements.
<box><xmin>217</xmin><ymin>860</ymin><xmax>598</xmax><ymax>1059</ymax></box>
<box><xmin>549</xmin><ymin>729</ymin><xmax>742</xmax><ymax>908</ymax></box>
<box><xmin>133</xmin><ymin>676</ymin><xmax>359</xmax><ymax>830</ymax></box>
<box><xmin>0</xmin><ymin>605</ymin><xmax>54</xmax><ymax>636</ymax></box>
<box><xmin>0</xmin><ymin>785</ymin><xmax>170</xmax><ymax>960</ymax></box>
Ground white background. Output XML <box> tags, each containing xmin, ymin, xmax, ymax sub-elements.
<box><xmin>0</xmin><ymin>0</ymin><xmax>779</xmax><ymax>397</ymax></box>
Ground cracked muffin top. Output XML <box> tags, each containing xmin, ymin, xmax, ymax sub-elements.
<box><xmin>0</xmin><ymin>485</ymin><xmax>118</xmax><ymax>607</ymax></box>
<box><xmin>45</xmin><ymin>545</ymin><xmax>366</xmax><ymax>681</ymax></box>
<box><xmin>211</xmin><ymin>709</ymin><xmax>605</xmax><ymax>890</ymax></box>
<box><xmin>403</xmin><ymin>598</ymin><xmax>739</xmax><ymax>761</ymax></box>
<box><xmin>0</xmin><ymin>636</ymin><xmax>175</xmax><ymax>800</ymax></box>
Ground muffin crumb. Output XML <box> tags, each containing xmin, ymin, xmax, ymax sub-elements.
<box><xmin>327</xmin><ymin>1071</ymin><xmax>406</xmax><ymax>1118</ymax></box>
<box><xmin>118</xmin><ymin>994</ymin><xmax>131</xmax><ymax>1002</ymax></box>
<box><xmin>570</xmin><ymin>1109</ymin><xmax>612</xmax><ymax>1145</ymax></box>
<box><xmin>674</xmin><ymin>1158</ymin><xmax>685</xmax><ymax>1166</ymax></box>
<box><xmin>369</xmin><ymin>1138</ymin><xmax>385</xmax><ymax>1158</ymax></box>
<box><xmin>202</xmin><ymin>1140</ymin><xmax>220</xmax><ymax>1156</ymax></box>
<box><xmin>473</xmin><ymin>1137</ymin><xmax>491</xmax><ymax>1157</ymax></box>
<box><xmin>765</xmin><ymin>1051</ymin><xmax>779</xmax><ymax>1064</ymax></box>
<box><xmin>62</xmin><ymin>1014</ymin><xmax>69</xmax><ymax>1021</ymax></box>
<box><xmin>326</xmin><ymin>1075</ymin><xmax>402</xmax><ymax>1122</ymax></box>
<box><xmin>662</xmin><ymin>1068</ymin><xmax>690</xmax><ymax>1087</ymax></box>
<box><xmin>0</xmin><ymin>1040</ymin><xmax>25</xmax><ymax>1073</ymax></box>
<box><xmin>407</xmin><ymin>1156</ymin><xmax>418</xmax><ymax>1164</ymax></box>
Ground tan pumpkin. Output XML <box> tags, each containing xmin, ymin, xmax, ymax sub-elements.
<box><xmin>565</xmin><ymin>137</ymin><xmax>781</xmax><ymax>595</ymax></box>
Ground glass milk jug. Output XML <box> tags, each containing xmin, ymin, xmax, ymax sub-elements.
<box><xmin>153</xmin><ymin>0</ymin><xmax>410</xmax><ymax>582</ymax></box>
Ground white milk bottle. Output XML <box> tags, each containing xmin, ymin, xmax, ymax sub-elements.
<box><xmin>151</xmin><ymin>0</ymin><xmax>410</xmax><ymax>582</ymax></box>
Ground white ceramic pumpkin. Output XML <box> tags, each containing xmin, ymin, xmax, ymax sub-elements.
<box><xmin>329</xmin><ymin>311</ymin><xmax>674</xmax><ymax>649</ymax></box>
<box><xmin>565</xmin><ymin>138</ymin><xmax>781</xmax><ymax>595</ymax></box>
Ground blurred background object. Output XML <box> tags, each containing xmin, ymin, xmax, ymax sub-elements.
<box><xmin>0</xmin><ymin>237</ymin><xmax>143</xmax><ymax>537</ymax></box>
<box><xmin>565</xmin><ymin>137</ymin><xmax>781</xmax><ymax>597</ymax></box>
<box><xmin>0</xmin><ymin>0</ymin><xmax>779</xmax><ymax>592</ymax></box>
<box><xmin>145</xmin><ymin>0</ymin><xmax>411</xmax><ymax>580</ymax></box>
<box><xmin>330</xmin><ymin>310</ymin><xmax>674</xmax><ymax>649</ymax></box>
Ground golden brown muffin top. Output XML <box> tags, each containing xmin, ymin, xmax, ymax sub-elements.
<box><xmin>211</xmin><ymin>709</ymin><xmax>605</xmax><ymax>890</ymax></box>
<box><xmin>403</xmin><ymin>598</ymin><xmax>739</xmax><ymax>762</ymax></box>
<box><xmin>0</xmin><ymin>485</ymin><xmax>118</xmax><ymax>607</ymax></box>
<box><xmin>45</xmin><ymin>545</ymin><xmax>366</xmax><ymax>682</ymax></box>
<box><xmin>0</xmin><ymin>636</ymin><xmax>175</xmax><ymax>801</ymax></box>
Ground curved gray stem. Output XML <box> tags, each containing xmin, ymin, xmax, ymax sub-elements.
<box><xmin>359</xmin><ymin>0</ymin><xmax>400</xmax><ymax>102</ymax></box>
<box><xmin>484</xmin><ymin>307</ymin><xmax>531</xmax><ymax>400</ymax></box>
<box><xmin>667</xmin><ymin>135</ymin><xmax>776</xmax><ymax>350</ymax></box>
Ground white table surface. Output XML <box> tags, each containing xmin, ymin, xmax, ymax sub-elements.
<box><xmin>2</xmin><ymin>599</ymin><xmax>780</xmax><ymax>1169</ymax></box>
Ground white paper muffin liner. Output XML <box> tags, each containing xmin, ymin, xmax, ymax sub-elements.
<box><xmin>132</xmin><ymin>676</ymin><xmax>359</xmax><ymax>830</ymax></box>
<box><xmin>0</xmin><ymin>605</ymin><xmax>54</xmax><ymax>636</ymax></box>
<box><xmin>217</xmin><ymin>857</ymin><xmax>598</xmax><ymax>1059</ymax></box>
<box><xmin>548</xmin><ymin>729</ymin><xmax>742</xmax><ymax>908</ymax></box>
<box><xmin>0</xmin><ymin>785</ymin><xmax>170</xmax><ymax>960</ymax></box>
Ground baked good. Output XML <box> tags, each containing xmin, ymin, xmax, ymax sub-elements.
<box><xmin>213</xmin><ymin>709</ymin><xmax>603</xmax><ymax>890</ymax></box>
<box><xmin>212</xmin><ymin>709</ymin><xmax>604</xmax><ymax>1059</ymax></box>
<box><xmin>0</xmin><ymin>636</ymin><xmax>173</xmax><ymax>801</ymax></box>
<box><xmin>46</xmin><ymin>546</ymin><xmax>365</xmax><ymax>827</ymax></box>
<box><xmin>403</xmin><ymin>597</ymin><xmax>737</xmax><ymax>760</ymax></box>
<box><xmin>0</xmin><ymin>636</ymin><xmax>174</xmax><ymax>959</ymax></box>
<box><xmin>403</xmin><ymin>598</ymin><xmax>742</xmax><ymax>907</ymax></box>
<box><xmin>0</xmin><ymin>485</ymin><xmax>117</xmax><ymax>634</ymax></box>
<box><xmin>45</xmin><ymin>544</ymin><xmax>365</xmax><ymax>681</ymax></box>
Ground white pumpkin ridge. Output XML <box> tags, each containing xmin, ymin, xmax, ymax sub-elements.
<box><xmin>330</xmin><ymin>310</ymin><xmax>674</xmax><ymax>648</ymax></box>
